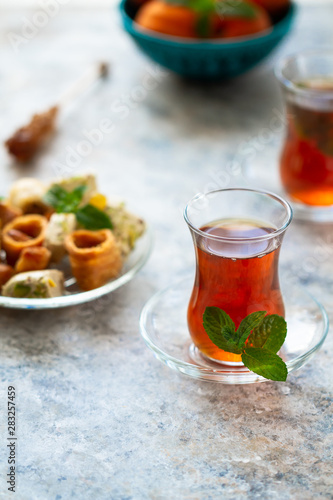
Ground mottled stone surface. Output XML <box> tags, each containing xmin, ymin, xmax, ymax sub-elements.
<box><xmin>0</xmin><ymin>3</ymin><xmax>333</xmax><ymax>500</ymax></box>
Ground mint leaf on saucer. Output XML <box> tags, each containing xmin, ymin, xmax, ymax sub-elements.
<box><xmin>203</xmin><ymin>307</ymin><xmax>288</xmax><ymax>382</ymax></box>
<box><xmin>222</xmin><ymin>325</ymin><xmax>239</xmax><ymax>346</ymax></box>
<box><xmin>242</xmin><ymin>348</ymin><xmax>288</xmax><ymax>382</ymax></box>
<box><xmin>203</xmin><ymin>306</ymin><xmax>235</xmax><ymax>334</ymax></box>
<box><xmin>250</xmin><ymin>315</ymin><xmax>287</xmax><ymax>353</ymax></box>
<box><xmin>203</xmin><ymin>308</ymin><xmax>242</xmax><ymax>354</ymax></box>
<box><xmin>235</xmin><ymin>311</ymin><xmax>266</xmax><ymax>348</ymax></box>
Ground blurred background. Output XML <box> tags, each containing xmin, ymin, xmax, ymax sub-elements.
<box><xmin>1</xmin><ymin>3</ymin><xmax>333</xmax><ymax>498</ymax></box>
<box><xmin>0</xmin><ymin>0</ymin><xmax>332</xmax><ymax>221</ymax></box>
<box><xmin>0</xmin><ymin>0</ymin><xmax>328</xmax><ymax>6</ymax></box>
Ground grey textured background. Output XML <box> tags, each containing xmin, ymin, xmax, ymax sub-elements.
<box><xmin>0</xmin><ymin>2</ymin><xmax>333</xmax><ymax>499</ymax></box>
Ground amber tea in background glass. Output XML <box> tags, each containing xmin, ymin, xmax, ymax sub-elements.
<box><xmin>276</xmin><ymin>51</ymin><xmax>333</xmax><ymax>207</ymax></box>
<box><xmin>184</xmin><ymin>189</ymin><xmax>292</xmax><ymax>365</ymax></box>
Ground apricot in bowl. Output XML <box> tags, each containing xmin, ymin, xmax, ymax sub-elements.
<box><xmin>120</xmin><ymin>0</ymin><xmax>296</xmax><ymax>79</ymax></box>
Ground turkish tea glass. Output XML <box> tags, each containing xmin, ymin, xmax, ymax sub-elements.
<box><xmin>276</xmin><ymin>51</ymin><xmax>333</xmax><ymax>213</ymax></box>
<box><xmin>184</xmin><ymin>188</ymin><xmax>293</xmax><ymax>365</ymax></box>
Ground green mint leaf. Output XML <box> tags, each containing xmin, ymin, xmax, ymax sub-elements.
<box><xmin>216</xmin><ymin>0</ymin><xmax>257</xmax><ymax>19</ymax></box>
<box><xmin>76</xmin><ymin>204</ymin><xmax>113</xmax><ymax>230</ymax></box>
<box><xmin>165</xmin><ymin>0</ymin><xmax>256</xmax><ymax>18</ymax></box>
<box><xmin>206</xmin><ymin>329</ymin><xmax>242</xmax><ymax>354</ymax></box>
<box><xmin>202</xmin><ymin>306</ymin><xmax>288</xmax><ymax>381</ymax></box>
<box><xmin>44</xmin><ymin>184</ymin><xmax>87</xmax><ymax>213</ymax></box>
<box><xmin>165</xmin><ymin>0</ymin><xmax>215</xmax><ymax>37</ymax></box>
<box><xmin>191</xmin><ymin>0</ymin><xmax>215</xmax><ymax>14</ymax></box>
<box><xmin>221</xmin><ymin>325</ymin><xmax>237</xmax><ymax>345</ymax></box>
<box><xmin>236</xmin><ymin>311</ymin><xmax>266</xmax><ymax>348</ymax></box>
<box><xmin>242</xmin><ymin>348</ymin><xmax>288</xmax><ymax>382</ymax></box>
<box><xmin>60</xmin><ymin>185</ymin><xmax>87</xmax><ymax>213</ymax></box>
<box><xmin>221</xmin><ymin>326</ymin><xmax>243</xmax><ymax>354</ymax></box>
<box><xmin>44</xmin><ymin>185</ymin><xmax>67</xmax><ymax>209</ymax></box>
<box><xmin>166</xmin><ymin>0</ymin><xmax>215</xmax><ymax>13</ymax></box>
<box><xmin>203</xmin><ymin>307</ymin><xmax>235</xmax><ymax>333</ymax></box>
<box><xmin>195</xmin><ymin>14</ymin><xmax>211</xmax><ymax>37</ymax></box>
<box><xmin>69</xmin><ymin>185</ymin><xmax>87</xmax><ymax>208</ymax></box>
<box><xmin>203</xmin><ymin>307</ymin><xmax>242</xmax><ymax>355</ymax></box>
<box><xmin>250</xmin><ymin>315</ymin><xmax>287</xmax><ymax>354</ymax></box>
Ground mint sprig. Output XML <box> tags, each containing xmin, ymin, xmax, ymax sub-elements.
<box><xmin>203</xmin><ymin>308</ymin><xmax>288</xmax><ymax>381</ymax></box>
<box><xmin>44</xmin><ymin>184</ymin><xmax>113</xmax><ymax>231</ymax></box>
<box><xmin>215</xmin><ymin>0</ymin><xmax>257</xmax><ymax>19</ymax></box>
<box><xmin>44</xmin><ymin>185</ymin><xmax>87</xmax><ymax>214</ymax></box>
<box><xmin>165</xmin><ymin>0</ymin><xmax>257</xmax><ymax>37</ymax></box>
<box><xmin>76</xmin><ymin>204</ymin><xmax>113</xmax><ymax>230</ymax></box>
<box><xmin>166</xmin><ymin>0</ymin><xmax>256</xmax><ymax>17</ymax></box>
<box><xmin>242</xmin><ymin>349</ymin><xmax>287</xmax><ymax>382</ymax></box>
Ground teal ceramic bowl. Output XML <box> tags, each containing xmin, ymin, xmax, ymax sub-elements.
<box><xmin>120</xmin><ymin>0</ymin><xmax>296</xmax><ymax>80</ymax></box>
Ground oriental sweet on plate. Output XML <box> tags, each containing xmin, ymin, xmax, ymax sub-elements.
<box><xmin>0</xmin><ymin>174</ymin><xmax>145</xmax><ymax>299</ymax></box>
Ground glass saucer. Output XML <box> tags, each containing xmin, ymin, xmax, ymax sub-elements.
<box><xmin>0</xmin><ymin>227</ymin><xmax>152</xmax><ymax>310</ymax></box>
<box><xmin>286</xmin><ymin>199</ymin><xmax>333</xmax><ymax>223</ymax></box>
<box><xmin>139</xmin><ymin>276</ymin><xmax>329</xmax><ymax>384</ymax></box>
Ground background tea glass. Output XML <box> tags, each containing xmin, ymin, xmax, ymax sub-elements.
<box><xmin>276</xmin><ymin>50</ymin><xmax>333</xmax><ymax>220</ymax></box>
<box><xmin>184</xmin><ymin>188</ymin><xmax>293</xmax><ymax>365</ymax></box>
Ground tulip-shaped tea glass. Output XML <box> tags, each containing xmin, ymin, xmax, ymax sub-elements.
<box><xmin>276</xmin><ymin>51</ymin><xmax>333</xmax><ymax>218</ymax></box>
<box><xmin>185</xmin><ymin>188</ymin><xmax>293</xmax><ymax>365</ymax></box>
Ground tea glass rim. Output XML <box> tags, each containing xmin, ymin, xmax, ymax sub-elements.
<box><xmin>275</xmin><ymin>49</ymin><xmax>333</xmax><ymax>99</ymax></box>
<box><xmin>184</xmin><ymin>188</ymin><xmax>293</xmax><ymax>243</ymax></box>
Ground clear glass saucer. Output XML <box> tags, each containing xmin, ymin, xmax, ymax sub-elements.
<box><xmin>286</xmin><ymin>199</ymin><xmax>333</xmax><ymax>223</ymax></box>
<box><xmin>139</xmin><ymin>276</ymin><xmax>329</xmax><ymax>384</ymax></box>
<box><xmin>0</xmin><ymin>227</ymin><xmax>153</xmax><ymax>310</ymax></box>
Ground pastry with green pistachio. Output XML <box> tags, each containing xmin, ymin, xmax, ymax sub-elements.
<box><xmin>106</xmin><ymin>203</ymin><xmax>146</xmax><ymax>257</ymax></box>
<box><xmin>2</xmin><ymin>270</ymin><xmax>65</xmax><ymax>299</ymax></box>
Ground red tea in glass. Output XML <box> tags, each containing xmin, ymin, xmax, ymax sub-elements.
<box><xmin>277</xmin><ymin>52</ymin><xmax>333</xmax><ymax>208</ymax></box>
<box><xmin>184</xmin><ymin>189</ymin><xmax>292</xmax><ymax>365</ymax></box>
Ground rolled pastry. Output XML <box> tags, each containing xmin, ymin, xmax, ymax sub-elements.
<box><xmin>0</xmin><ymin>202</ymin><xmax>22</xmax><ymax>228</ymax></box>
<box><xmin>0</xmin><ymin>264</ymin><xmax>14</xmax><ymax>288</ymax></box>
<box><xmin>2</xmin><ymin>214</ymin><xmax>48</xmax><ymax>265</ymax></box>
<box><xmin>44</xmin><ymin>213</ymin><xmax>76</xmax><ymax>262</ymax></box>
<box><xmin>2</xmin><ymin>270</ymin><xmax>64</xmax><ymax>298</ymax></box>
<box><xmin>15</xmin><ymin>247</ymin><xmax>51</xmax><ymax>273</ymax></box>
<box><xmin>8</xmin><ymin>178</ymin><xmax>48</xmax><ymax>214</ymax></box>
<box><xmin>65</xmin><ymin>229</ymin><xmax>122</xmax><ymax>291</ymax></box>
